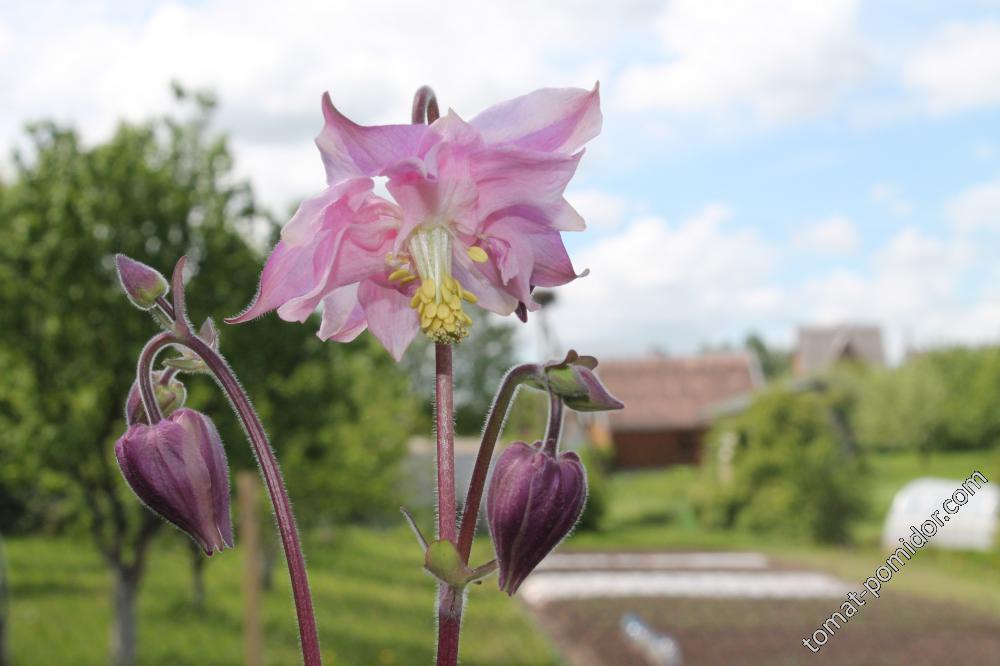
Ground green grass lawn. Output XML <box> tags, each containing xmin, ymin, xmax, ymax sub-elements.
<box><xmin>5</xmin><ymin>526</ymin><xmax>562</xmax><ymax>666</ymax></box>
<box><xmin>567</xmin><ymin>448</ymin><xmax>1000</xmax><ymax>616</ymax></box>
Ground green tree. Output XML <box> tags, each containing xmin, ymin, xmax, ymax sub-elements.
<box><xmin>699</xmin><ymin>384</ymin><xmax>867</xmax><ymax>544</ymax></box>
<box><xmin>0</xmin><ymin>87</ymin><xmax>417</xmax><ymax>664</ymax></box>
<box><xmin>854</xmin><ymin>347</ymin><xmax>1000</xmax><ymax>453</ymax></box>
<box><xmin>744</xmin><ymin>331</ymin><xmax>791</xmax><ymax>381</ymax></box>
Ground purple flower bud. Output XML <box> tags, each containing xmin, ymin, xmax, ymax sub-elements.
<box><xmin>115</xmin><ymin>254</ymin><xmax>168</xmax><ymax>310</ymax></box>
<box><xmin>487</xmin><ymin>441</ymin><xmax>587</xmax><ymax>595</ymax></box>
<box><xmin>524</xmin><ymin>350</ymin><xmax>625</xmax><ymax>412</ymax></box>
<box><xmin>114</xmin><ymin>408</ymin><xmax>233</xmax><ymax>555</ymax></box>
<box><xmin>125</xmin><ymin>371</ymin><xmax>187</xmax><ymax>426</ymax></box>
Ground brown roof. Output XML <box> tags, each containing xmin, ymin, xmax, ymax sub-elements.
<box><xmin>794</xmin><ymin>324</ymin><xmax>885</xmax><ymax>376</ymax></box>
<box><xmin>597</xmin><ymin>353</ymin><xmax>763</xmax><ymax>431</ymax></box>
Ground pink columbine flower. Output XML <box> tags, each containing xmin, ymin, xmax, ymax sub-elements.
<box><xmin>227</xmin><ymin>86</ymin><xmax>602</xmax><ymax>360</ymax></box>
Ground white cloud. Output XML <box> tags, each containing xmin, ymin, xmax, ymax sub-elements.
<box><xmin>794</xmin><ymin>215</ymin><xmax>859</xmax><ymax>254</ymax></box>
<box><xmin>617</xmin><ymin>0</ymin><xmax>871</xmax><ymax>123</ymax></box>
<box><xmin>870</xmin><ymin>183</ymin><xmax>912</xmax><ymax>217</ymax></box>
<box><xmin>546</xmin><ymin>206</ymin><xmax>995</xmax><ymax>361</ymax></box>
<box><xmin>566</xmin><ymin>189</ymin><xmax>629</xmax><ymax>230</ymax></box>
<box><xmin>903</xmin><ymin>21</ymin><xmax>1000</xmax><ymax>114</ymax></box>
<box><xmin>0</xmin><ymin>0</ymin><xmax>655</xmax><ymax>208</ymax></box>
<box><xmin>797</xmin><ymin>227</ymin><xmax>986</xmax><ymax>358</ymax></box>
<box><xmin>549</xmin><ymin>204</ymin><xmax>782</xmax><ymax>355</ymax></box>
<box><xmin>947</xmin><ymin>176</ymin><xmax>1000</xmax><ymax>233</ymax></box>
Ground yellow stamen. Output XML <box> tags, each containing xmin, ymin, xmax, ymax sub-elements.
<box><xmin>388</xmin><ymin>268</ymin><xmax>412</xmax><ymax>282</ymax></box>
<box><xmin>467</xmin><ymin>246</ymin><xmax>488</xmax><ymax>263</ymax></box>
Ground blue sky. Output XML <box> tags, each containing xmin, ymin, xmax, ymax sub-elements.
<box><xmin>2</xmin><ymin>0</ymin><xmax>999</xmax><ymax>360</ymax></box>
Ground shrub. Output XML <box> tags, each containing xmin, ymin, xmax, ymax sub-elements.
<box><xmin>699</xmin><ymin>385</ymin><xmax>867</xmax><ymax>544</ymax></box>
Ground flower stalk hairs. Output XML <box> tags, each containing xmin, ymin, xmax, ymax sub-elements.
<box><xmin>113</xmin><ymin>85</ymin><xmax>622</xmax><ymax>666</ymax></box>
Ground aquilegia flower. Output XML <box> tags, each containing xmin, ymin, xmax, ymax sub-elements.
<box><xmin>227</xmin><ymin>85</ymin><xmax>601</xmax><ymax>359</ymax></box>
<box><xmin>115</xmin><ymin>408</ymin><xmax>234</xmax><ymax>555</ymax></box>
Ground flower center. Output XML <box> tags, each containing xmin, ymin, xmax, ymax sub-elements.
<box><xmin>390</xmin><ymin>226</ymin><xmax>478</xmax><ymax>343</ymax></box>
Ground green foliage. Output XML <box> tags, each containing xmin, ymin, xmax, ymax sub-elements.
<box><xmin>575</xmin><ymin>446</ymin><xmax>609</xmax><ymax>532</ymax></box>
<box><xmin>744</xmin><ymin>331</ymin><xmax>791</xmax><ymax>380</ymax></box>
<box><xmin>263</xmin><ymin>334</ymin><xmax>419</xmax><ymax>526</ymax></box>
<box><xmin>853</xmin><ymin>346</ymin><xmax>1000</xmax><ymax>453</ymax></box>
<box><xmin>0</xmin><ymin>87</ymin><xmax>417</xmax><ymax>542</ymax></box>
<box><xmin>699</xmin><ymin>385</ymin><xmax>867</xmax><ymax>544</ymax></box>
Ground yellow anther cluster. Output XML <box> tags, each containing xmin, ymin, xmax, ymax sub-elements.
<box><xmin>409</xmin><ymin>277</ymin><xmax>477</xmax><ymax>343</ymax></box>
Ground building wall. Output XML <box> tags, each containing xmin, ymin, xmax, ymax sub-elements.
<box><xmin>612</xmin><ymin>428</ymin><xmax>704</xmax><ymax>468</ymax></box>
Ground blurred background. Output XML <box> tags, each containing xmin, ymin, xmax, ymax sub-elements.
<box><xmin>2</xmin><ymin>1</ymin><xmax>1000</xmax><ymax>664</ymax></box>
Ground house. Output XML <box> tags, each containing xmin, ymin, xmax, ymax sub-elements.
<box><xmin>596</xmin><ymin>353</ymin><xmax>764</xmax><ymax>468</ymax></box>
<box><xmin>793</xmin><ymin>324</ymin><xmax>886</xmax><ymax>376</ymax></box>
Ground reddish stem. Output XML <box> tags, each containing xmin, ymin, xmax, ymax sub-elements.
<box><xmin>435</xmin><ymin>343</ymin><xmax>457</xmax><ymax>543</ymax></box>
<box><xmin>433</xmin><ymin>342</ymin><xmax>461</xmax><ymax>666</ymax></box>
<box><xmin>148</xmin><ymin>291</ymin><xmax>322</xmax><ymax>666</ymax></box>
<box><xmin>413</xmin><ymin>86</ymin><xmax>461</xmax><ymax>666</ymax></box>
<box><xmin>456</xmin><ymin>364</ymin><xmax>538</xmax><ymax>562</ymax></box>
<box><xmin>543</xmin><ymin>391</ymin><xmax>564</xmax><ymax>456</ymax></box>
<box><xmin>136</xmin><ymin>332</ymin><xmax>174</xmax><ymax>423</ymax></box>
<box><xmin>183</xmin><ymin>334</ymin><xmax>322</xmax><ymax>666</ymax></box>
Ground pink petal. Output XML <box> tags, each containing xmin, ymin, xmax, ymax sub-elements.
<box><xmin>277</xmin><ymin>207</ymin><xmax>397</xmax><ymax>323</ymax></box>
<box><xmin>282</xmin><ymin>177</ymin><xmax>375</xmax><ymax>245</ymax></box>
<box><xmin>482</xmin><ymin>215</ymin><xmax>583</xmax><ymax>307</ymax></box>
<box><xmin>385</xmin><ymin>143</ymin><xmax>479</xmax><ymax>245</ymax></box>
<box><xmin>470</xmin><ymin>146</ymin><xmax>585</xmax><ymax>232</ymax></box>
<box><xmin>228</xmin><ymin>183</ymin><xmax>399</xmax><ymax>326</ymax></box>
<box><xmin>470</xmin><ymin>84</ymin><xmax>602</xmax><ymax>155</ymax></box>
<box><xmin>451</xmin><ymin>245</ymin><xmax>519</xmax><ymax>316</ymax></box>
<box><xmin>225</xmin><ymin>239</ymin><xmax>318</xmax><ymax>324</ymax></box>
<box><xmin>316</xmin><ymin>92</ymin><xmax>429</xmax><ymax>185</ymax></box>
<box><xmin>318</xmin><ymin>283</ymin><xmax>367</xmax><ymax>342</ymax></box>
<box><xmin>358</xmin><ymin>280</ymin><xmax>419</xmax><ymax>361</ymax></box>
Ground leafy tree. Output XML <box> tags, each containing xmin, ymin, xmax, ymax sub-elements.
<box><xmin>699</xmin><ymin>384</ymin><xmax>867</xmax><ymax>544</ymax></box>
<box><xmin>0</xmin><ymin>87</ymin><xmax>417</xmax><ymax>664</ymax></box>
<box><xmin>744</xmin><ymin>331</ymin><xmax>791</xmax><ymax>381</ymax></box>
<box><xmin>853</xmin><ymin>346</ymin><xmax>1000</xmax><ymax>453</ymax></box>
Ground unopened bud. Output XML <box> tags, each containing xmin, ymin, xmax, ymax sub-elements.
<box><xmin>125</xmin><ymin>371</ymin><xmax>187</xmax><ymax>425</ymax></box>
<box><xmin>116</xmin><ymin>254</ymin><xmax>168</xmax><ymax>310</ymax></box>
<box><xmin>114</xmin><ymin>408</ymin><xmax>233</xmax><ymax>555</ymax></box>
<box><xmin>487</xmin><ymin>440</ymin><xmax>587</xmax><ymax>595</ymax></box>
<box><xmin>527</xmin><ymin>350</ymin><xmax>625</xmax><ymax>412</ymax></box>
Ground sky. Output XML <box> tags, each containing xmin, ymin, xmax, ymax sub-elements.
<box><xmin>3</xmin><ymin>0</ymin><xmax>1000</xmax><ymax>362</ymax></box>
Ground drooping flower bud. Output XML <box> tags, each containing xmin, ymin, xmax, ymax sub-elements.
<box><xmin>114</xmin><ymin>408</ymin><xmax>233</xmax><ymax>555</ymax></box>
<box><xmin>115</xmin><ymin>254</ymin><xmax>169</xmax><ymax>310</ymax></box>
<box><xmin>538</xmin><ymin>350</ymin><xmax>624</xmax><ymax>412</ymax></box>
<box><xmin>487</xmin><ymin>440</ymin><xmax>587</xmax><ymax>595</ymax></box>
<box><xmin>125</xmin><ymin>371</ymin><xmax>187</xmax><ymax>426</ymax></box>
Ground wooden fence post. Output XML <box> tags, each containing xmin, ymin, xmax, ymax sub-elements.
<box><xmin>239</xmin><ymin>472</ymin><xmax>263</xmax><ymax>666</ymax></box>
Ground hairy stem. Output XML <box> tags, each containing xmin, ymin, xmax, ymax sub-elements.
<box><xmin>135</xmin><ymin>332</ymin><xmax>175</xmax><ymax>423</ymax></box>
<box><xmin>456</xmin><ymin>364</ymin><xmax>537</xmax><ymax>561</ymax></box>
<box><xmin>435</xmin><ymin>343</ymin><xmax>457</xmax><ymax>543</ymax></box>
<box><xmin>542</xmin><ymin>392</ymin><xmax>564</xmax><ymax>456</ymax></box>
<box><xmin>434</xmin><ymin>342</ymin><xmax>460</xmax><ymax>666</ymax></box>
<box><xmin>182</xmin><ymin>334</ymin><xmax>322</xmax><ymax>666</ymax></box>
